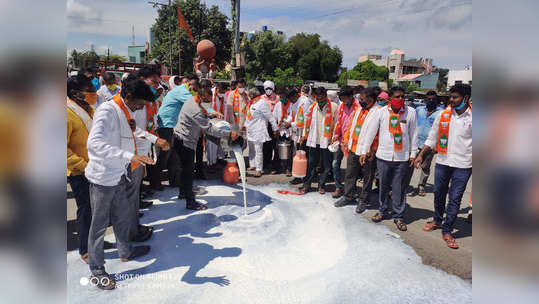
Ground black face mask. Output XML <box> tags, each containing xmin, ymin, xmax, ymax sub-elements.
<box><xmin>426</xmin><ymin>100</ymin><xmax>437</xmax><ymax>111</ymax></box>
<box><xmin>359</xmin><ymin>101</ymin><xmax>367</xmax><ymax>108</ymax></box>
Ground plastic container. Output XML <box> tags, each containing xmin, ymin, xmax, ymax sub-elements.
<box><xmin>292</xmin><ymin>150</ymin><xmax>307</xmax><ymax>178</ymax></box>
<box><xmin>223</xmin><ymin>158</ymin><xmax>240</xmax><ymax>184</ymax></box>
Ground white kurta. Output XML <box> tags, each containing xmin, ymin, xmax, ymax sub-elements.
<box><xmin>245</xmin><ymin>98</ymin><xmax>278</xmax><ymax>143</ymax></box>
<box><xmin>291</xmin><ymin>95</ymin><xmax>313</xmax><ymax>142</ymax></box>
<box><xmin>303</xmin><ymin>102</ymin><xmax>338</xmax><ymax>149</ymax></box>
<box><xmin>273</xmin><ymin>101</ymin><xmax>294</xmax><ymax>138</ymax></box>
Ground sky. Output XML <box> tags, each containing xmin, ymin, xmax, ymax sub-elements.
<box><xmin>67</xmin><ymin>0</ymin><xmax>472</xmax><ymax>70</ymax></box>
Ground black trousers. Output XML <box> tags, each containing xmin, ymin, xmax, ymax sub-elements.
<box><xmin>174</xmin><ymin>137</ymin><xmax>196</xmax><ymax>203</ymax></box>
<box><xmin>195</xmin><ymin>136</ymin><xmax>204</xmax><ymax>175</ymax></box>
<box><xmin>303</xmin><ymin>145</ymin><xmax>332</xmax><ymax>189</ymax></box>
<box><xmin>343</xmin><ymin>154</ymin><xmax>376</xmax><ymax>203</ymax></box>
<box><xmin>155</xmin><ymin>127</ymin><xmax>181</xmax><ymax>187</ymax></box>
<box><xmin>67</xmin><ymin>174</ymin><xmax>92</xmax><ymax>255</ymax></box>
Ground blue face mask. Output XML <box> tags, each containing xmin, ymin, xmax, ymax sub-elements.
<box><xmin>91</xmin><ymin>77</ymin><xmax>100</xmax><ymax>91</ymax></box>
<box><xmin>377</xmin><ymin>101</ymin><xmax>386</xmax><ymax>106</ymax></box>
<box><xmin>454</xmin><ymin>98</ymin><xmax>468</xmax><ymax>110</ymax></box>
<box><xmin>149</xmin><ymin>86</ymin><xmax>159</xmax><ymax>100</ymax></box>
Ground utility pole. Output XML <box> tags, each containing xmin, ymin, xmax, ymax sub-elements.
<box><xmin>231</xmin><ymin>0</ymin><xmax>241</xmax><ymax>79</ymax></box>
<box><xmin>148</xmin><ymin>1</ymin><xmax>175</xmax><ymax>74</ymax></box>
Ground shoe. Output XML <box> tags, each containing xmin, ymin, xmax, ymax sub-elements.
<box><xmin>332</xmin><ymin>188</ymin><xmax>343</xmax><ymax>198</ymax></box>
<box><xmin>355</xmin><ymin>202</ymin><xmax>367</xmax><ymax>214</ymax></box>
<box><xmin>254</xmin><ymin>171</ymin><xmax>262</xmax><ymax>178</ymax></box>
<box><xmin>89</xmin><ymin>272</ymin><xmax>116</xmax><ymax>290</ymax></box>
<box><xmin>186</xmin><ymin>200</ymin><xmax>208</xmax><ymax>210</ymax></box>
<box><xmin>285</xmin><ymin>170</ymin><xmax>292</xmax><ymax>177</ymax></box>
<box><xmin>318</xmin><ymin>187</ymin><xmax>326</xmax><ymax>194</ymax></box>
<box><xmin>298</xmin><ymin>186</ymin><xmax>309</xmax><ymax>194</ymax></box>
<box><xmin>139</xmin><ymin>200</ymin><xmax>153</xmax><ymax>209</ymax></box>
<box><xmin>121</xmin><ymin>245</ymin><xmax>151</xmax><ymax>262</ymax></box>
<box><xmin>81</xmin><ymin>253</ymin><xmax>89</xmax><ymax>264</ymax></box>
<box><xmin>418</xmin><ymin>186</ymin><xmax>426</xmax><ymax>196</ymax></box>
<box><xmin>271</xmin><ymin>170</ymin><xmax>278</xmax><ymax>175</ymax></box>
<box><xmin>131</xmin><ymin>226</ymin><xmax>153</xmax><ymax>242</ymax></box>
<box><xmin>442</xmin><ymin>233</ymin><xmax>459</xmax><ymax>249</ymax></box>
<box><xmin>289</xmin><ymin>178</ymin><xmax>303</xmax><ymax>185</ymax></box>
<box><xmin>103</xmin><ymin>241</ymin><xmax>115</xmax><ymax>249</ymax></box>
<box><xmin>334</xmin><ymin>197</ymin><xmax>353</xmax><ymax>207</ymax></box>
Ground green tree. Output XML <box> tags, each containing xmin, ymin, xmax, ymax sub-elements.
<box><xmin>337</xmin><ymin>60</ymin><xmax>388</xmax><ymax>87</ymax></box>
<box><xmin>69</xmin><ymin>49</ymin><xmax>99</xmax><ymax>69</ymax></box>
<box><xmin>150</xmin><ymin>0</ymin><xmax>231</xmax><ymax>75</ymax></box>
<box><xmin>288</xmin><ymin>33</ymin><xmax>342</xmax><ymax>82</ymax></box>
<box><xmin>241</xmin><ymin>30</ymin><xmax>290</xmax><ymax>81</ymax></box>
<box><xmin>264</xmin><ymin>67</ymin><xmax>304</xmax><ymax>87</ymax></box>
<box><xmin>436</xmin><ymin>68</ymin><xmax>449</xmax><ymax>92</ymax></box>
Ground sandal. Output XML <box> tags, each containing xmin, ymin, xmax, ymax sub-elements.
<box><xmin>186</xmin><ymin>201</ymin><xmax>208</xmax><ymax>211</ymax></box>
<box><xmin>442</xmin><ymin>234</ymin><xmax>459</xmax><ymax>249</ymax></box>
<box><xmin>418</xmin><ymin>187</ymin><xmax>426</xmax><ymax>197</ymax></box>
<box><xmin>318</xmin><ymin>188</ymin><xmax>326</xmax><ymax>194</ymax></box>
<box><xmin>371</xmin><ymin>212</ymin><xmax>385</xmax><ymax>223</ymax></box>
<box><xmin>81</xmin><ymin>253</ymin><xmax>89</xmax><ymax>264</ymax></box>
<box><xmin>395</xmin><ymin>220</ymin><xmax>407</xmax><ymax>231</ymax></box>
<box><xmin>298</xmin><ymin>187</ymin><xmax>308</xmax><ymax>194</ymax></box>
<box><xmin>422</xmin><ymin>221</ymin><xmax>441</xmax><ymax>232</ymax></box>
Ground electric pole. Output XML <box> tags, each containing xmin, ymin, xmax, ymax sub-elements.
<box><xmin>148</xmin><ymin>0</ymin><xmax>175</xmax><ymax>75</ymax></box>
<box><xmin>231</xmin><ymin>0</ymin><xmax>241</xmax><ymax>79</ymax></box>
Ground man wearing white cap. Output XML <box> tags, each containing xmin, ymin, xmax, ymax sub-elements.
<box><xmin>260</xmin><ymin>80</ymin><xmax>280</xmax><ymax>173</ymax></box>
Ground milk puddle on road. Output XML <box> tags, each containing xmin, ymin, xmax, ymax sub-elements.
<box><xmin>67</xmin><ymin>184</ymin><xmax>472</xmax><ymax>304</ymax></box>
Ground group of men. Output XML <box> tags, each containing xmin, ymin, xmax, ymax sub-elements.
<box><xmin>67</xmin><ymin>64</ymin><xmax>472</xmax><ymax>290</ymax></box>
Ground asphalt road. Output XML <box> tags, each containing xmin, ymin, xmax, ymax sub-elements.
<box><xmin>67</xmin><ymin>153</ymin><xmax>471</xmax><ymax>281</ymax></box>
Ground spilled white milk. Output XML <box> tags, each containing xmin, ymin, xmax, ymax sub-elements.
<box><xmin>231</xmin><ymin>144</ymin><xmax>248</xmax><ymax>216</ymax></box>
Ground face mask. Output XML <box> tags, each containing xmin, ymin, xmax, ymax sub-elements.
<box><xmin>238</xmin><ymin>87</ymin><xmax>245</xmax><ymax>94</ymax></box>
<box><xmin>318</xmin><ymin>99</ymin><xmax>327</xmax><ymax>107</ymax></box>
<box><xmin>360</xmin><ymin>101</ymin><xmax>368</xmax><ymax>108</ymax></box>
<box><xmin>84</xmin><ymin>92</ymin><xmax>98</xmax><ymax>105</ymax></box>
<box><xmin>91</xmin><ymin>77</ymin><xmax>100</xmax><ymax>91</ymax></box>
<box><xmin>265</xmin><ymin>88</ymin><xmax>273</xmax><ymax>96</ymax></box>
<box><xmin>106</xmin><ymin>84</ymin><xmax>117</xmax><ymax>91</ymax></box>
<box><xmin>454</xmin><ymin>98</ymin><xmax>468</xmax><ymax>110</ymax></box>
<box><xmin>280</xmin><ymin>98</ymin><xmax>287</xmax><ymax>104</ymax></box>
<box><xmin>426</xmin><ymin>100</ymin><xmax>437</xmax><ymax>111</ymax></box>
<box><xmin>390</xmin><ymin>98</ymin><xmax>405</xmax><ymax>111</ymax></box>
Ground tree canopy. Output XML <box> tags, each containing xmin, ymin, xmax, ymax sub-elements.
<box><xmin>242</xmin><ymin>31</ymin><xmax>342</xmax><ymax>84</ymax></box>
<box><xmin>150</xmin><ymin>0</ymin><xmax>231</xmax><ymax>75</ymax></box>
<box><xmin>337</xmin><ymin>60</ymin><xmax>389</xmax><ymax>86</ymax></box>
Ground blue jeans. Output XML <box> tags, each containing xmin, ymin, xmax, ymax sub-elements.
<box><xmin>332</xmin><ymin>149</ymin><xmax>344</xmax><ymax>190</ymax></box>
<box><xmin>433</xmin><ymin>164</ymin><xmax>472</xmax><ymax>234</ymax></box>
<box><xmin>377</xmin><ymin>159</ymin><xmax>409</xmax><ymax>221</ymax></box>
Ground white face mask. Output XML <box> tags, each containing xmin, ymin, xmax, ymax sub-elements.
<box><xmin>265</xmin><ymin>88</ymin><xmax>273</xmax><ymax>96</ymax></box>
<box><xmin>238</xmin><ymin>87</ymin><xmax>245</xmax><ymax>94</ymax></box>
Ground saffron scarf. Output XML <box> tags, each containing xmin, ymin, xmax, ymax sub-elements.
<box><xmin>232</xmin><ymin>89</ymin><xmax>248</xmax><ymax>124</ymax></box>
<box><xmin>113</xmin><ymin>95</ymin><xmax>139</xmax><ymax>171</ymax></box>
<box><xmin>246</xmin><ymin>96</ymin><xmax>261</xmax><ymax>120</ymax></box>
<box><xmin>212</xmin><ymin>90</ymin><xmax>225</xmax><ymax>114</ymax></box>
<box><xmin>280</xmin><ymin>100</ymin><xmax>291</xmax><ymax>123</ymax></box>
<box><xmin>145</xmin><ymin>102</ymin><xmax>158</xmax><ymax>135</ymax></box>
<box><xmin>304</xmin><ymin>99</ymin><xmax>333</xmax><ymax>140</ymax></box>
<box><xmin>388</xmin><ymin>107</ymin><xmax>405</xmax><ymax>152</ymax></box>
<box><xmin>346</xmin><ymin>107</ymin><xmax>369</xmax><ymax>152</ymax></box>
<box><xmin>436</xmin><ymin>104</ymin><xmax>472</xmax><ymax>154</ymax></box>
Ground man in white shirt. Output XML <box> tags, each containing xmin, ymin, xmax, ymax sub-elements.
<box><xmin>359</xmin><ymin>87</ymin><xmax>418</xmax><ymax>231</ymax></box>
<box><xmin>299</xmin><ymin>87</ymin><xmax>338</xmax><ymax>194</ymax></box>
<box><xmin>84</xmin><ymin>80</ymin><xmax>158</xmax><ymax>290</ymax></box>
<box><xmin>415</xmin><ymin>84</ymin><xmax>472</xmax><ymax>249</ymax></box>
<box><xmin>95</xmin><ymin>72</ymin><xmax>121</xmax><ymax>108</ymax></box>
<box><xmin>272</xmin><ymin>87</ymin><xmax>300</xmax><ymax>176</ymax></box>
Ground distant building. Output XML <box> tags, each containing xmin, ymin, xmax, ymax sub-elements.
<box><xmin>359</xmin><ymin>49</ymin><xmax>433</xmax><ymax>82</ymax></box>
<box><xmin>447</xmin><ymin>66</ymin><xmax>472</xmax><ymax>88</ymax></box>
<box><xmin>128</xmin><ymin>45</ymin><xmax>146</xmax><ymax>63</ymax></box>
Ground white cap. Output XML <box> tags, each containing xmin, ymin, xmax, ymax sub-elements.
<box><xmin>263</xmin><ymin>80</ymin><xmax>275</xmax><ymax>90</ymax></box>
<box><xmin>121</xmin><ymin>72</ymin><xmax>130</xmax><ymax>81</ymax></box>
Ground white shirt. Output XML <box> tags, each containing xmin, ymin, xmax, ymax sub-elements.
<box><xmin>85</xmin><ymin>100</ymin><xmax>157</xmax><ymax>186</ymax></box>
<box><xmin>132</xmin><ymin>106</ymin><xmax>159</xmax><ymax>156</ymax></box>
<box><xmin>304</xmin><ymin>102</ymin><xmax>338</xmax><ymax>149</ymax></box>
<box><xmin>96</xmin><ymin>85</ymin><xmax>120</xmax><ymax>109</ymax></box>
<box><xmin>273</xmin><ymin>101</ymin><xmax>294</xmax><ymax>138</ymax></box>
<box><xmin>359</xmin><ymin>105</ymin><xmax>418</xmax><ymax>162</ymax></box>
<box><xmin>245</xmin><ymin>98</ymin><xmax>277</xmax><ymax>143</ymax></box>
<box><xmin>424</xmin><ymin>107</ymin><xmax>472</xmax><ymax>168</ymax></box>
<box><xmin>291</xmin><ymin>95</ymin><xmax>313</xmax><ymax>142</ymax></box>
